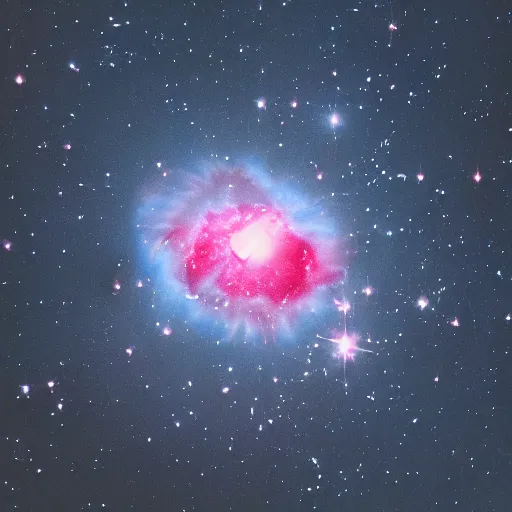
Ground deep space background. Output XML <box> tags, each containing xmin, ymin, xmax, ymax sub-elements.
<box><xmin>1</xmin><ymin>0</ymin><xmax>511</xmax><ymax>510</ymax></box>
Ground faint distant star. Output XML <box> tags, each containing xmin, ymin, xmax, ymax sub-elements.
<box><xmin>388</xmin><ymin>23</ymin><xmax>398</xmax><ymax>46</ymax></box>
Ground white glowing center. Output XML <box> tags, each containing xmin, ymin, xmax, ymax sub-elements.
<box><xmin>230</xmin><ymin>213</ymin><xmax>280</xmax><ymax>264</ymax></box>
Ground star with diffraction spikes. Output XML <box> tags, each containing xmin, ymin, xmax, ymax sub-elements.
<box><xmin>316</xmin><ymin>331</ymin><xmax>373</xmax><ymax>387</ymax></box>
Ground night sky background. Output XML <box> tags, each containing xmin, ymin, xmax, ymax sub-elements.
<box><xmin>1</xmin><ymin>0</ymin><xmax>511</xmax><ymax>511</ymax></box>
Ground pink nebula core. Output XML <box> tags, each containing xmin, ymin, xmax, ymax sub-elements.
<box><xmin>144</xmin><ymin>168</ymin><xmax>344</xmax><ymax>338</ymax></box>
<box><xmin>163</xmin><ymin>203</ymin><xmax>340</xmax><ymax>306</ymax></box>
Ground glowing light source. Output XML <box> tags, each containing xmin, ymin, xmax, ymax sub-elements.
<box><xmin>316</xmin><ymin>332</ymin><xmax>372</xmax><ymax>363</ymax></box>
<box><xmin>139</xmin><ymin>167</ymin><xmax>344</xmax><ymax>340</ymax></box>
<box><xmin>362</xmin><ymin>286</ymin><xmax>373</xmax><ymax>297</ymax></box>
<box><xmin>334</xmin><ymin>298</ymin><xmax>350</xmax><ymax>314</ymax></box>
<box><xmin>229</xmin><ymin>213</ymin><xmax>281</xmax><ymax>263</ymax></box>
<box><xmin>417</xmin><ymin>296</ymin><xmax>429</xmax><ymax>310</ymax></box>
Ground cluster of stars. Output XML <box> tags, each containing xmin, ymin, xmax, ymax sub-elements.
<box><xmin>3</xmin><ymin>2</ymin><xmax>508</xmax><ymax>508</ymax></box>
<box><xmin>18</xmin><ymin>381</ymin><xmax>63</xmax><ymax>411</ymax></box>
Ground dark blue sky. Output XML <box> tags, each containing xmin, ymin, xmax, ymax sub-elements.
<box><xmin>1</xmin><ymin>0</ymin><xmax>511</xmax><ymax>510</ymax></box>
